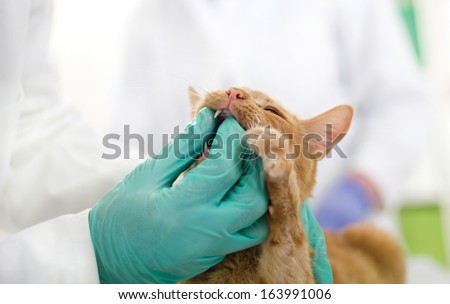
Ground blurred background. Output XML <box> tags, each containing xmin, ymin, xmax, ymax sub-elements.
<box><xmin>49</xmin><ymin>0</ymin><xmax>450</xmax><ymax>283</ymax></box>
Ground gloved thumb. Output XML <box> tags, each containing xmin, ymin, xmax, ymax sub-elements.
<box><xmin>172</xmin><ymin>117</ymin><xmax>246</xmax><ymax>205</ymax></box>
<box><xmin>139</xmin><ymin>108</ymin><xmax>218</xmax><ymax>189</ymax></box>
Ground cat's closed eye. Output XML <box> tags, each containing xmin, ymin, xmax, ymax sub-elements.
<box><xmin>264</xmin><ymin>106</ymin><xmax>283</xmax><ymax>117</ymax></box>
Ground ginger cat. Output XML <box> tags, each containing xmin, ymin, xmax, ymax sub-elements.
<box><xmin>182</xmin><ymin>86</ymin><xmax>405</xmax><ymax>284</ymax></box>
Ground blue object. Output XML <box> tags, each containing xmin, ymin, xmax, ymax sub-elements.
<box><xmin>314</xmin><ymin>176</ymin><xmax>372</xmax><ymax>231</ymax></box>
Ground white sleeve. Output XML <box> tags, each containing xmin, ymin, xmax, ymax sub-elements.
<box><xmin>0</xmin><ymin>0</ymin><xmax>28</xmax><ymax>108</ymax></box>
<box><xmin>0</xmin><ymin>101</ymin><xmax>21</xmax><ymax>199</ymax></box>
<box><xmin>0</xmin><ymin>209</ymin><xmax>99</xmax><ymax>283</ymax></box>
<box><xmin>0</xmin><ymin>0</ymin><xmax>140</xmax><ymax>234</ymax></box>
<box><xmin>337</xmin><ymin>0</ymin><xmax>429</xmax><ymax>205</ymax></box>
<box><xmin>0</xmin><ymin>0</ymin><xmax>29</xmax><ymax>196</ymax></box>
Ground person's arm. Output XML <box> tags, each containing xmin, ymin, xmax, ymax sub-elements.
<box><xmin>0</xmin><ymin>0</ymin><xmax>29</xmax><ymax>197</ymax></box>
<box><xmin>316</xmin><ymin>0</ymin><xmax>429</xmax><ymax>230</ymax></box>
<box><xmin>339</xmin><ymin>0</ymin><xmax>428</xmax><ymax>205</ymax></box>
<box><xmin>0</xmin><ymin>210</ymin><xmax>99</xmax><ymax>283</ymax></box>
<box><xmin>0</xmin><ymin>0</ymin><xmax>141</xmax><ymax>234</ymax></box>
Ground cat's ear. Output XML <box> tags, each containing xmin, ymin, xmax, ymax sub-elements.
<box><xmin>188</xmin><ymin>86</ymin><xmax>202</xmax><ymax>115</ymax></box>
<box><xmin>302</xmin><ymin>105</ymin><xmax>353</xmax><ymax>161</ymax></box>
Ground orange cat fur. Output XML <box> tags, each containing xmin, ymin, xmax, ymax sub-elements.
<box><xmin>182</xmin><ymin>86</ymin><xmax>405</xmax><ymax>284</ymax></box>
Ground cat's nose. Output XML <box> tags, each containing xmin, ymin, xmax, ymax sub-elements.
<box><xmin>226</xmin><ymin>88</ymin><xmax>245</xmax><ymax>103</ymax></box>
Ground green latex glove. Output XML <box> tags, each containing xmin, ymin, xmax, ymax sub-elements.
<box><xmin>302</xmin><ymin>200</ymin><xmax>333</xmax><ymax>283</ymax></box>
<box><xmin>89</xmin><ymin>109</ymin><xmax>269</xmax><ymax>283</ymax></box>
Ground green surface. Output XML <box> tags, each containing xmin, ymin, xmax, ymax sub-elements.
<box><xmin>399</xmin><ymin>204</ymin><xmax>447</xmax><ymax>265</ymax></box>
<box><xmin>396</xmin><ymin>1</ymin><xmax>447</xmax><ymax>265</ymax></box>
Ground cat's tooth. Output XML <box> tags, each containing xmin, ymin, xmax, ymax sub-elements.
<box><xmin>214</xmin><ymin>109</ymin><xmax>222</xmax><ymax>118</ymax></box>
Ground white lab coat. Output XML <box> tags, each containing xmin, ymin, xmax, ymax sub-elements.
<box><xmin>112</xmin><ymin>0</ymin><xmax>428</xmax><ymax>208</ymax></box>
<box><xmin>0</xmin><ymin>0</ymin><xmax>136</xmax><ymax>282</ymax></box>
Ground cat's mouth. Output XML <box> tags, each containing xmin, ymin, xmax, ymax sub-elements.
<box><xmin>214</xmin><ymin>108</ymin><xmax>233</xmax><ymax>124</ymax></box>
<box><xmin>201</xmin><ymin>108</ymin><xmax>234</xmax><ymax>158</ymax></box>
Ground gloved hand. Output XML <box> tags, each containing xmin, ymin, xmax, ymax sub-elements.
<box><xmin>301</xmin><ymin>200</ymin><xmax>333</xmax><ymax>284</ymax></box>
<box><xmin>314</xmin><ymin>174</ymin><xmax>377</xmax><ymax>231</ymax></box>
<box><xmin>89</xmin><ymin>108</ymin><xmax>269</xmax><ymax>283</ymax></box>
<box><xmin>89</xmin><ymin>107</ymin><xmax>333</xmax><ymax>284</ymax></box>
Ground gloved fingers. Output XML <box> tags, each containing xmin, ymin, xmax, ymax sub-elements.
<box><xmin>235</xmin><ymin>214</ymin><xmax>269</xmax><ymax>244</ymax></box>
<box><xmin>172</xmin><ymin>117</ymin><xmax>246</xmax><ymax>205</ymax></box>
<box><xmin>157</xmin><ymin>256</ymin><xmax>224</xmax><ymax>283</ymax></box>
<box><xmin>216</xmin><ymin>157</ymin><xmax>268</xmax><ymax>232</ymax></box>
<box><xmin>138</xmin><ymin>108</ymin><xmax>218</xmax><ymax>189</ymax></box>
<box><xmin>184</xmin><ymin>256</ymin><xmax>225</xmax><ymax>280</ymax></box>
<box><xmin>210</xmin><ymin>215</ymin><xmax>269</xmax><ymax>255</ymax></box>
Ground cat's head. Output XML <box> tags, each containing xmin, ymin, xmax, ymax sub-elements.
<box><xmin>188</xmin><ymin>86</ymin><xmax>353</xmax><ymax>199</ymax></box>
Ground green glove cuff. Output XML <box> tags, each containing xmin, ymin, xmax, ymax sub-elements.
<box><xmin>301</xmin><ymin>200</ymin><xmax>333</xmax><ymax>284</ymax></box>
